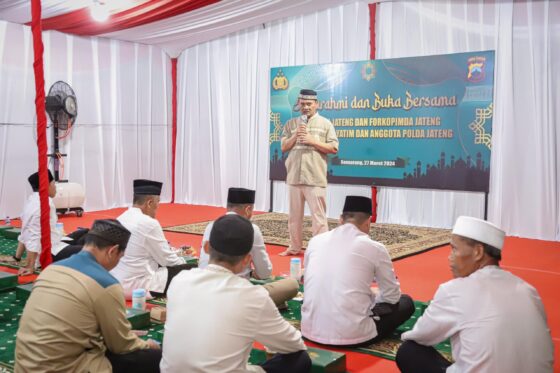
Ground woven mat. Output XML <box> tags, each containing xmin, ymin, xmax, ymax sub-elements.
<box><xmin>164</xmin><ymin>212</ymin><xmax>451</xmax><ymax>260</ymax></box>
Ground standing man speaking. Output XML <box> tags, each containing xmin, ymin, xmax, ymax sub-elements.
<box><xmin>280</xmin><ymin>89</ymin><xmax>339</xmax><ymax>256</ymax></box>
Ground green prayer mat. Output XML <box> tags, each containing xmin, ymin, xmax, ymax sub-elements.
<box><xmin>139</xmin><ymin>323</ymin><xmax>345</xmax><ymax>371</ymax></box>
<box><xmin>0</xmin><ymin>237</ymin><xmax>25</xmax><ymax>269</ymax></box>
<box><xmin>148</xmin><ymin>277</ymin><xmax>451</xmax><ymax>363</ymax></box>
<box><xmin>0</xmin><ymin>290</ymin><xmax>26</xmax><ymax>372</ymax></box>
<box><xmin>147</xmin><ymin>297</ymin><xmax>168</xmax><ymax>307</ymax></box>
<box><xmin>282</xmin><ymin>299</ymin><xmax>452</xmax><ymax>362</ymax></box>
<box><xmin>147</xmin><ymin>275</ymin><xmax>295</xmax><ymax>307</ymax></box>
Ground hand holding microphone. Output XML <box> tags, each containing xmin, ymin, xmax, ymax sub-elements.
<box><xmin>297</xmin><ymin>115</ymin><xmax>308</xmax><ymax>144</ymax></box>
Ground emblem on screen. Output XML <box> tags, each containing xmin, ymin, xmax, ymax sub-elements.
<box><xmin>361</xmin><ymin>61</ymin><xmax>376</xmax><ymax>81</ymax></box>
<box><xmin>272</xmin><ymin>69</ymin><xmax>289</xmax><ymax>90</ymax></box>
<box><xmin>467</xmin><ymin>56</ymin><xmax>486</xmax><ymax>83</ymax></box>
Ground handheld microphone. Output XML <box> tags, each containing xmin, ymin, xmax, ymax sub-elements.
<box><xmin>297</xmin><ymin>115</ymin><xmax>308</xmax><ymax>144</ymax></box>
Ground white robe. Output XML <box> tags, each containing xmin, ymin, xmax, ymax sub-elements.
<box><xmin>301</xmin><ymin>223</ymin><xmax>402</xmax><ymax>345</ymax></box>
<box><xmin>18</xmin><ymin>193</ymin><xmax>67</xmax><ymax>257</ymax></box>
<box><xmin>161</xmin><ymin>264</ymin><xmax>306</xmax><ymax>373</ymax></box>
<box><xmin>402</xmin><ymin>265</ymin><xmax>554</xmax><ymax>373</ymax></box>
<box><xmin>110</xmin><ymin>207</ymin><xmax>185</xmax><ymax>297</ymax></box>
<box><xmin>198</xmin><ymin>211</ymin><xmax>273</xmax><ymax>279</ymax></box>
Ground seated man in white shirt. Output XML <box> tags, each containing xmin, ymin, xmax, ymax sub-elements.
<box><xmin>301</xmin><ymin>196</ymin><xmax>414</xmax><ymax>346</ymax></box>
<box><xmin>161</xmin><ymin>214</ymin><xmax>311</xmax><ymax>373</ymax></box>
<box><xmin>110</xmin><ymin>179</ymin><xmax>195</xmax><ymax>299</ymax></box>
<box><xmin>396</xmin><ymin>216</ymin><xmax>554</xmax><ymax>373</ymax></box>
<box><xmin>199</xmin><ymin>187</ymin><xmax>298</xmax><ymax>308</ymax></box>
<box><xmin>16</xmin><ymin>170</ymin><xmax>84</xmax><ymax>275</ymax></box>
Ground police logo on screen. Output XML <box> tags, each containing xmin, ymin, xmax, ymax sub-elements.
<box><xmin>272</xmin><ymin>69</ymin><xmax>289</xmax><ymax>90</ymax></box>
<box><xmin>467</xmin><ymin>56</ymin><xmax>486</xmax><ymax>83</ymax></box>
<box><xmin>361</xmin><ymin>61</ymin><xmax>376</xmax><ymax>81</ymax></box>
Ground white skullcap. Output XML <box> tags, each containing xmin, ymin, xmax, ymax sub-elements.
<box><xmin>452</xmin><ymin>216</ymin><xmax>506</xmax><ymax>250</ymax></box>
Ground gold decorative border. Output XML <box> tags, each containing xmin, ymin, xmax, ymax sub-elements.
<box><xmin>468</xmin><ymin>103</ymin><xmax>493</xmax><ymax>149</ymax></box>
<box><xmin>269</xmin><ymin>111</ymin><xmax>282</xmax><ymax>144</ymax></box>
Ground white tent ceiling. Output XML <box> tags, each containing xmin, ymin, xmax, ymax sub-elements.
<box><xmin>0</xmin><ymin>0</ymin><xmax>371</xmax><ymax>57</ymax></box>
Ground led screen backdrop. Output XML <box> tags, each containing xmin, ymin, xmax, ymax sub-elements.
<box><xmin>269</xmin><ymin>51</ymin><xmax>495</xmax><ymax>192</ymax></box>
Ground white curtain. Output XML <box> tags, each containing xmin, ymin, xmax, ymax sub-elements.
<box><xmin>376</xmin><ymin>1</ymin><xmax>560</xmax><ymax>240</ymax></box>
<box><xmin>0</xmin><ymin>20</ymin><xmax>172</xmax><ymax>219</ymax></box>
<box><xmin>175</xmin><ymin>1</ymin><xmax>371</xmax><ymax>214</ymax></box>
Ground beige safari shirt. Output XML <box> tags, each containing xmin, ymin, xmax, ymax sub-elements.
<box><xmin>15</xmin><ymin>251</ymin><xmax>149</xmax><ymax>373</ymax></box>
<box><xmin>281</xmin><ymin>113</ymin><xmax>338</xmax><ymax>187</ymax></box>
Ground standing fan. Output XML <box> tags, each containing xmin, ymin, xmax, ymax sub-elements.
<box><xmin>45</xmin><ymin>81</ymin><xmax>85</xmax><ymax>217</ymax></box>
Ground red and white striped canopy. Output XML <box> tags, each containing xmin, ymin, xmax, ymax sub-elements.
<box><xmin>0</xmin><ymin>0</ymin><xmax>361</xmax><ymax>56</ymax></box>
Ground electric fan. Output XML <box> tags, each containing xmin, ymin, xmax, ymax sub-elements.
<box><xmin>45</xmin><ymin>81</ymin><xmax>85</xmax><ymax>217</ymax></box>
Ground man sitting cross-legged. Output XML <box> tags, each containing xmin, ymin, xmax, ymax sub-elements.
<box><xmin>396</xmin><ymin>216</ymin><xmax>554</xmax><ymax>373</ymax></box>
<box><xmin>111</xmin><ymin>179</ymin><xmax>195</xmax><ymax>299</ymax></box>
<box><xmin>199</xmin><ymin>187</ymin><xmax>298</xmax><ymax>308</ymax></box>
<box><xmin>16</xmin><ymin>219</ymin><xmax>161</xmax><ymax>373</ymax></box>
<box><xmin>301</xmin><ymin>195</ymin><xmax>414</xmax><ymax>346</ymax></box>
<box><xmin>161</xmin><ymin>214</ymin><xmax>311</xmax><ymax>373</ymax></box>
<box><xmin>15</xmin><ymin>170</ymin><xmax>85</xmax><ymax>275</ymax></box>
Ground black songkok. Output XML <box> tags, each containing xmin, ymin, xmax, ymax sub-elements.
<box><xmin>210</xmin><ymin>214</ymin><xmax>254</xmax><ymax>256</ymax></box>
<box><xmin>86</xmin><ymin>219</ymin><xmax>131</xmax><ymax>250</ymax></box>
<box><xmin>299</xmin><ymin>89</ymin><xmax>318</xmax><ymax>100</ymax></box>
<box><xmin>28</xmin><ymin>170</ymin><xmax>54</xmax><ymax>191</ymax></box>
<box><xmin>342</xmin><ymin>196</ymin><xmax>373</xmax><ymax>215</ymax></box>
<box><xmin>227</xmin><ymin>188</ymin><xmax>256</xmax><ymax>204</ymax></box>
<box><xmin>133</xmin><ymin>179</ymin><xmax>163</xmax><ymax>196</ymax></box>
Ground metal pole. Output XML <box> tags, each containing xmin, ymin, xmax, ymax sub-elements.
<box><xmin>484</xmin><ymin>191</ymin><xmax>489</xmax><ymax>220</ymax></box>
<box><xmin>269</xmin><ymin>180</ymin><xmax>274</xmax><ymax>212</ymax></box>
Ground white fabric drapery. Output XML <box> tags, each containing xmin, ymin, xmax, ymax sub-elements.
<box><xmin>0</xmin><ymin>0</ymin><xmax>368</xmax><ymax>58</ymax></box>
<box><xmin>103</xmin><ymin>0</ymin><xmax>365</xmax><ymax>57</ymax></box>
<box><xmin>375</xmin><ymin>1</ymin><xmax>560</xmax><ymax>240</ymax></box>
<box><xmin>174</xmin><ymin>1</ymin><xmax>371</xmax><ymax>214</ymax></box>
<box><xmin>0</xmin><ymin>20</ymin><xmax>172</xmax><ymax>219</ymax></box>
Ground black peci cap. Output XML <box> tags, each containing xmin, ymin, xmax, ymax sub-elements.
<box><xmin>227</xmin><ymin>187</ymin><xmax>256</xmax><ymax>204</ymax></box>
<box><xmin>28</xmin><ymin>170</ymin><xmax>54</xmax><ymax>191</ymax></box>
<box><xmin>133</xmin><ymin>179</ymin><xmax>163</xmax><ymax>196</ymax></box>
<box><xmin>86</xmin><ymin>219</ymin><xmax>131</xmax><ymax>250</ymax></box>
<box><xmin>342</xmin><ymin>196</ymin><xmax>373</xmax><ymax>215</ymax></box>
<box><xmin>209</xmin><ymin>214</ymin><xmax>254</xmax><ymax>256</ymax></box>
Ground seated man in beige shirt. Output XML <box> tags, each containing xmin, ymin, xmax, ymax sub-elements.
<box><xmin>16</xmin><ymin>219</ymin><xmax>161</xmax><ymax>373</ymax></box>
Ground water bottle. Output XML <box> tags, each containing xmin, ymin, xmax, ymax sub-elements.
<box><xmin>4</xmin><ymin>217</ymin><xmax>11</xmax><ymax>226</ymax></box>
<box><xmin>289</xmin><ymin>258</ymin><xmax>302</xmax><ymax>282</ymax></box>
<box><xmin>56</xmin><ymin>222</ymin><xmax>64</xmax><ymax>235</ymax></box>
<box><xmin>132</xmin><ymin>289</ymin><xmax>146</xmax><ymax>310</ymax></box>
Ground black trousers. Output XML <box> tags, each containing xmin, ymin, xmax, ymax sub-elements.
<box><xmin>52</xmin><ymin>244</ymin><xmax>83</xmax><ymax>262</ymax></box>
<box><xmin>396</xmin><ymin>340</ymin><xmax>452</xmax><ymax>373</ymax></box>
<box><xmin>150</xmin><ymin>263</ymin><xmax>197</xmax><ymax>297</ymax></box>
<box><xmin>370</xmin><ymin>294</ymin><xmax>415</xmax><ymax>343</ymax></box>
<box><xmin>260</xmin><ymin>350</ymin><xmax>312</xmax><ymax>373</ymax></box>
<box><xmin>51</xmin><ymin>228</ymin><xmax>89</xmax><ymax>262</ymax></box>
<box><xmin>351</xmin><ymin>294</ymin><xmax>415</xmax><ymax>347</ymax></box>
<box><xmin>106</xmin><ymin>348</ymin><xmax>162</xmax><ymax>373</ymax></box>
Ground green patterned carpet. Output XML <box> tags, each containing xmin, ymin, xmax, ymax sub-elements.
<box><xmin>0</xmin><ymin>238</ymin><xmax>24</xmax><ymax>269</ymax></box>
<box><xmin>281</xmin><ymin>299</ymin><xmax>452</xmax><ymax>361</ymax></box>
<box><xmin>0</xmin><ymin>290</ymin><xmax>24</xmax><ymax>371</ymax></box>
<box><xmin>148</xmin><ymin>289</ymin><xmax>451</xmax><ymax>362</ymax></box>
<box><xmin>0</xmin><ymin>244</ymin><xmax>452</xmax><ymax>369</ymax></box>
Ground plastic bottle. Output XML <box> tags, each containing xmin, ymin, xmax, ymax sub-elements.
<box><xmin>56</xmin><ymin>222</ymin><xmax>64</xmax><ymax>235</ymax></box>
<box><xmin>4</xmin><ymin>217</ymin><xmax>11</xmax><ymax>226</ymax></box>
<box><xmin>289</xmin><ymin>258</ymin><xmax>302</xmax><ymax>282</ymax></box>
<box><xmin>132</xmin><ymin>289</ymin><xmax>147</xmax><ymax>310</ymax></box>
